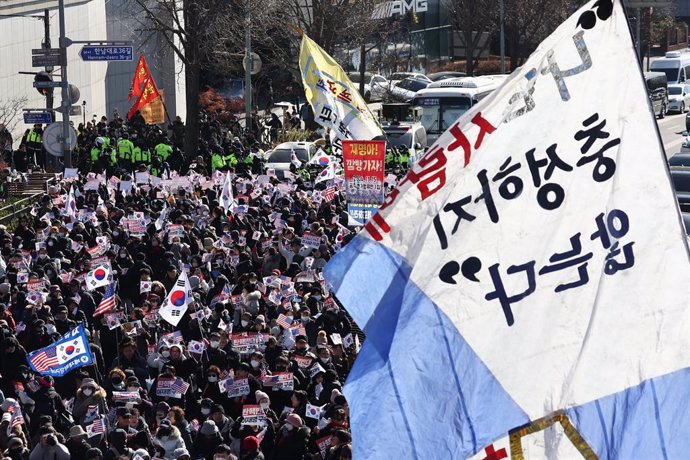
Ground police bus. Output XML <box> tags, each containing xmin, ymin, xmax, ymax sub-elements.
<box><xmin>412</xmin><ymin>76</ymin><xmax>506</xmax><ymax>145</ymax></box>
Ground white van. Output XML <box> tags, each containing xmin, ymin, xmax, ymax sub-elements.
<box><xmin>650</xmin><ymin>51</ymin><xmax>690</xmax><ymax>85</ymax></box>
<box><xmin>412</xmin><ymin>76</ymin><xmax>506</xmax><ymax>144</ymax></box>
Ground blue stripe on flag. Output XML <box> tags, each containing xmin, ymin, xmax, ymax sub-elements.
<box><xmin>567</xmin><ymin>366</ymin><xmax>690</xmax><ymax>459</ymax></box>
<box><xmin>327</xmin><ymin>237</ymin><xmax>529</xmax><ymax>458</ymax></box>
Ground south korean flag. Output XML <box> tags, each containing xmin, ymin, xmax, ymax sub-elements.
<box><xmin>159</xmin><ymin>271</ymin><xmax>193</xmax><ymax>327</ymax></box>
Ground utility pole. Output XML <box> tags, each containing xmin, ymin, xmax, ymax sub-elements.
<box><xmin>499</xmin><ymin>0</ymin><xmax>505</xmax><ymax>74</ymax></box>
<box><xmin>43</xmin><ymin>9</ymin><xmax>53</xmax><ymax>111</ymax></box>
<box><xmin>58</xmin><ymin>0</ymin><xmax>71</xmax><ymax>168</ymax></box>
<box><xmin>244</xmin><ymin>0</ymin><xmax>252</xmax><ymax>134</ymax></box>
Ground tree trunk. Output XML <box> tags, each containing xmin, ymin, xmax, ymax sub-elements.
<box><xmin>184</xmin><ymin>61</ymin><xmax>201</xmax><ymax>162</ymax></box>
<box><xmin>465</xmin><ymin>31</ymin><xmax>475</xmax><ymax>76</ymax></box>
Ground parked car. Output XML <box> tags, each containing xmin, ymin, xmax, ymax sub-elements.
<box><xmin>670</xmin><ymin>166</ymin><xmax>690</xmax><ymax>212</ymax></box>
<box><xmin>388</xmin><ymin>72</ymin><xmax>431</xmax><ymax>86</ymax></box>
<box><xmin>382</xmin><ymin>122</ymin><xmax>428</xmax><ymax>166</ymax></box>
<box><xmin>265</xmin><ymin>141</ymin><xmax>317</xmax><ymax>178</ymax></box>
<box><xmin>427</xmin><ymin>71</ymin><xmax>467</xmax><ymax>82</ymax></box>
<box><xmin>668</xmin><ymin>84</ymin><xmax>690</xmax><ymax>113</ymax></box>
<box><xmin>388</xmin><ymin>77</ymin><xmax>430</xmax><ymax>103</ymax></box>
<box><xmin>347</xmin><ymin>72</ymin><xmax>389</xmax><ymax>102</ymax></box>
<box><xmin>644</xmin><ymin>72</ymin><xmax>668</xmax><ymax>119</ymax></box>
<box><xmin>669</xmin><ymin>153</ymin><xmax>690</xmax><ymax>167</ymax></box>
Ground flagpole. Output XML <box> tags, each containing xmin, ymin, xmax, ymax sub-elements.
<box><xmin>158</xmin><ymin>95</ymin><xmax>173</xmax><ymax>125</ymax></box>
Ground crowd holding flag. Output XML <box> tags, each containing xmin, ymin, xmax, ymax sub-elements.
<box><xmin>127</xmin><ymin>73</ymin><xmax>162</xmax><ymax>120</ymax></box>
<box><xmin>128</xmin><ymin>55</ymin><xmax>151</xmax><ymax>102</ymax></box>
<box><xmin>158</xmin><ymin>271</ymin><xmax>192</xmax><ymax>327</ymax></box>
<box><xmin>326</xmin><ymin>0</ymin><xmax>690</xmax><ymax>458</ymax></box>
<box><xmin>93</xmin><ymin>283</ymin><xmax>117</xmax><ymax>316</ymax></box>
<box><xmin>27</xmin><ymin>324</ymin><xmax>94</xmax><ymax>377</ymax></box>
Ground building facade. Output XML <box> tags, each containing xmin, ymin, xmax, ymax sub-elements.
<box><xmin>0</xmin><ymin>0</ymin><xmax>186</xmax><ymax>148</ymax></box>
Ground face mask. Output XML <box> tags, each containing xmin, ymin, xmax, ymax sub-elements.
<box><xmin>210</xmin><ymin>340</ymin><xmax>220</xmax><ymax>349</ymax></box>
<box><xmin>161</xmin><ymin>351</ymin><xmax>170</xmax><ymax>358</ymax></box>
<box><xmin>285</xmin><ymin>424</ymin><xmax>294</xmax><ymax>432</ymax></box>
<box><xmin>112</xmin><ymin>231</ymin><xmax>119</xmax><ymax>237</ymax></box>
<box><xmin>161</xmin><ymin>435</ymin><xmax>169</xmax><ymax>442</ymax></box>
<box><xmin>260</xmin><ymin>402</ymin><xmax>269</xmax><ymax>411</ymax></box>
<box><xmin>313</xmin><ymin>295</ymin><xmax>322</xmax><ymax>300</ymax></box>
<box><xmin>301</xmin><ymin>317</ymin><xmax>310</xmax><ymax>324</ymax></box>
<box><xmin>48</xmin><ymin>241</ymin><xmax>54</xmax><ymax>247</ymax></box>
<box><xmin>201</xmin><ymin>408</ymin><xmax>211</xmax><ymax>415</ymax></box>
<box><xmin>72</xmin><ymin>307</ymin><xmax>78</xmax><ymax>315</ymax></box>
<box><xmin>46</xmin><ymin>324</ymin><xmax>56</xmax><ymax>335</ymax></box>
<box><xmin>241</xmin><ymin>320</ymin><xmax>249</xmax><ymax>327</ymax></box>
<box><xmin>127</xmin><ymin>387</ymin><xmax>138</xmax><ymax>392</ymax></box>
<box><xmin>39</xmin><ymin>254</ymin><xmax>48</xmax><ymax>259</ymax></box>
<box><xmin>320</xmin><ymin>357</ymin><xmax>330</xmax><ymax>364</ymax></box>
<box><xmin>250</xmin><ymin>360</ymin><xmax>260</xmax><ymax>368</ymax></box>
<box><xmin>83</xmin><ymin>388</ymin><xmax>93</xmax><ymax>396</ymax></box>
<box><xmin>120</xmin><ymin>253</ymin><xmax>126</xmax><ymax>258</ymax></box>
<box><xmin>208</xmin><ymin>376</ymin><xmax>218</xmax><ymax>383</ymax></box>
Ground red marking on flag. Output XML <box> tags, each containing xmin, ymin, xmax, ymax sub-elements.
<box><xmin>481</xmin><ymin>445</ymin><xmax>507</xmax><ymax>460</ymax></box>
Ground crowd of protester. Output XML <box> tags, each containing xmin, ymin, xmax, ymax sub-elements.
<box><xmin>0</xmin><ymin>109</ymin><xmax>391</xmax><ymax>460</ymax></box>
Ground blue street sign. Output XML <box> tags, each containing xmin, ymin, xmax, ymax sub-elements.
<box><xmin>23</xmin><ymin>112</ymin><xmax>53</xmax><ymax>124</ymax></box>
<box><xmin>79</xmin><ymin>45</ymin><xmax>133</xmax><ymax>62</ymax></box>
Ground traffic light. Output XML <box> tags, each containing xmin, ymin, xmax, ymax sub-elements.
<box><xmin>34</xmin><ymin>71</ymin><xmax>54</xmax><ymax>96</ymax></box>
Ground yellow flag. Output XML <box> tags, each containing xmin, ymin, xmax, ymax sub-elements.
<box><xmin>299</xmin><ymin>34</ymin><xmax>382</xmax><ymax>146</ymax></box>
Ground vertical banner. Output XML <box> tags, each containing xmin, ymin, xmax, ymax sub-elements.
<box><xmin>342</xmin><ymin>140</ymin><xmax>385</xmax><ymax>223</ymax></box>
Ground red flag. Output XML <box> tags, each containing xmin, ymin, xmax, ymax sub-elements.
<box><xmin>127</xmin><ymin>77</ymin><xmax>161</xmax><ymax>120</ymax></box>
<box><xmin>129</xmin><ymin>55</ymin><xmax>151</xmax><ymax>102</ymax></box>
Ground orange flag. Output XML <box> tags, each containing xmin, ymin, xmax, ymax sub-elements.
<box><xmin>129</xmin><ymin>56</ymin><xmax>151</xmax><ymax>102</ymax></box>
<box><xmin>127</xmin><ymin>77</ymin><xmax>161</xmax><ymax>120</ymax></box>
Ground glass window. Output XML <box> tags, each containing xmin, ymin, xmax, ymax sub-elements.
<box><xmin>669</xmin><ymin>86</ymin><xmax>683</xmax><ymax>95</ymax></box>
<box><xmin>652</xmin><ymin>67</ymin><xmax>679</xmax><ymax>82</ymax></box>
<box><xmin>269</xmin><ymin>148</ymin><xmax>308</xmax><ymax>162</ymax></box>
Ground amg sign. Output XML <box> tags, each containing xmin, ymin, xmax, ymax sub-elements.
<box><xmin>372</xmin><ymin>0</ymin><xmax>428</xmax><ymax>18</ymax></box>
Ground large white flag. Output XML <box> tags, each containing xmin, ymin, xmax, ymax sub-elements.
<box><xmin>220</xmin><ymin>172</ymin><xmax>235</xmax><ymax>213</ymax></box>
<box><xmin>159</xmin><ymin>271</ymin><xmax>192</xmax><ymax>326</ymax></box>
<box><xmin>155</xmin><ymin>203</ymin><xmax>168</xmax><ymax>231</ymax></box>
<box><xmin>325</xmin><ymin>1</ymin><xmax>690</xmax><ymax>458</ymax></box>
<box><xmin>64</xmin><ymin>185</ymin><xmax>77</xmax><ymax>218</ymax></box>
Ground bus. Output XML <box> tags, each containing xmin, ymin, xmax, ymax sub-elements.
<box><xmin>650</xmin><ymin>51</ymin><xmax>690</xmax><ymax>85</ymax></box>
<box><xmin>412</xmin><ymin>76</ymin><xmax>506</xmax><ymax>144</ymax></box>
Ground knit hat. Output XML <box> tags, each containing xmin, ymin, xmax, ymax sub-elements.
<box><xmin>271</xmin><ymin>269</ymin><xmax>281</xmax><ymax>276</ymax></box>
<box><xmin>132</xmin><ymin>448</ymin><xmax>150</xmax><ymax>460</ymax></box>
<box><xmin>70</xmin><ymin>425</ymin><xmax>87</xmax><ymax>438</ymax></box>
<box><xmin>85</xmin><ymin>447</ymin><xmax>103</xmax><ymax>459</ymax></box>
<box><xmin>200</xmin><ymin>420</ymin><xmax>219</xmax><ymax>435</ymax></box>
<box><xmin>173</xmin><ymin>447</ymin><xmax>190</xmax><ymax>459</ymax></box>
<box><xmin>242</xmin><ymin>436</ymin><xmax>260</xmax><ymax>452</ymax></box>
<box><xmin>286</xmin><ymin>413</ymin><xmax>303</xmax><ymax>428</ymax></box>
<box><xmin>1</xmin><ymin>412</ymin><xmax>10</xmax><ymax>423</ymax></box>
<box><xmin>156</xmin><ymin>402</ymin><xmax>170</xmax><ymax>414</ymax></box>
<box><xmin>330</xmin><ymin>388</ymin><xmax>342</xmax><ymax>403</ymax></box>
<box><xmin>80</xmin><ymin>378</ymin><xmax>96</xmax><ymax>388</ymax></box>
<box><xmin>255</xmin><ymin>390</ymin><xmax>270</xmax><ymax>402</ymax></box>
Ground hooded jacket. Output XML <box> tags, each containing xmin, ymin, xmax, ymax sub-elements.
<box><xmin>154</xmin><ymin>425</ymin><xmax>186</xmax><ymax>459</ymax></box>
<box><xmin>72</xmin><ymin>386</ymin><xmax>108</xmax><ymax>425</ymax></box>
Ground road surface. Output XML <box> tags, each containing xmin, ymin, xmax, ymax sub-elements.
<box><xmin>657</xmin><ymin>110</ymin><xmax>686</xmax><ymax>159</ymax></box>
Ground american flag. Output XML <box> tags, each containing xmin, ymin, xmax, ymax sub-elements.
<box><xmin>29</xmin><ymin>346</ymin><xmax>59</xmax><ymax>372</ymax></box>
<box><xmin>172</xmin><ymin>378</ymin><xmax>190</xmax><ymax>395</ymax></box>
<box><xmin>86</xmin><ymin>416</ymin><xmax>106</xmax><ymax>437</ymax></box>
<box><xmin>94</xmin><ymin>283</ymin><xmax>116</xmax><ymax>316</ymax></box>
<box><xmin>160</xmin><ymin>330</ymin><xmax>184</xmax><ymax>346</ymax></box>
<box><xmin>322</xmin><ymin>186</ymin><xmax>337</xmax><ymax>202</ymax></box>
<box><xmin>276</xmin><ymin>314</ymin><xmax>293</xmax><ymax>329</ymax></box>
<box><xmin>6</xmin><ymin>400</ymin><xmax>24</xmax><ymax>436</ymax></box>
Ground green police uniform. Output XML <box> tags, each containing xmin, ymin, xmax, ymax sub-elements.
<box><xmin>117</xmin><ymin>138</ymin><xmax>134</xmax><ymax>165</ymax></box>
<box><xmin>211</xmin><ymin>152</ymin><xmax>225</xmax><ymax>170</ymax></box>
<box><xmin>155</xmin><ymin>143</ymin><xmax>172</xmax><ymax>162</ymax></box>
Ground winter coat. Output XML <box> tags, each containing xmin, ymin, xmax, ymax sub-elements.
<box><xmin>72</xmin><ymin>387</ymin><xmax>108</xmax><ymax>425</ymax></box>
<box><xmin>153</xmin><ymin>426</ymin><xmax>185</xmax><ymax>459</ymax></box>
<box><xmin>28</xmin><ymin>443</ymin><xmax>70</xmax><ymax>460</ymax></box>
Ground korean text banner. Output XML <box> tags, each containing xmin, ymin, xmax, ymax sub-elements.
<box><xmin>325</xmin><ymin>0</ymin><xmax>690</xmax><ymax>458</ymax></box>
<box><xmin>342</xmin><ymin>140</ymin><xmax>386</xmax><ymax>223</ymax></box>
<box><xmin>299</xmin><ymin>34</ymin><xmax>383</xmax><ymax>147</ymax></box>
<box><xmin>27</xmin><ymin>324</ymin><xmax>94</xmax><ymax>377</ymax></box>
